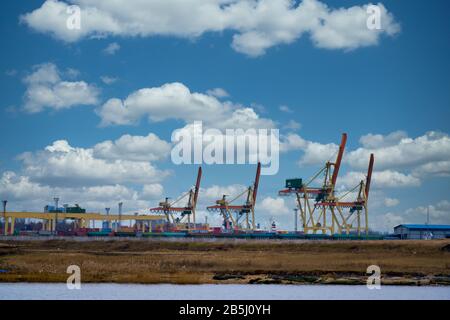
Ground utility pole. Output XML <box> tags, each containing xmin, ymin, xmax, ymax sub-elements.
<box><xmin>118</xmin><ymin>202</ymin><xmax>123</xmax><ymax>231</ymax></box>
<box><xmin>53</xmin><ymin>197</ymin><xmax>59</xmax><ymax>235</ymax></box>
<box><xmin>105</xmin><ymin>208</ymin><xmax>110</xmax><ymax>229</ymax></box>
<box><xmin>2</xmin><ymin>200</ymin><xmax>7</xmax><ymax>234</ymax></box>
<box><xmin>294</xmin><ymin>208</ymin><xmax>298</xmax><ymax>232</ymax></box>
<box><xmin>2</xmin><ymin>200</ymin><xmax>6</xmax><ymax>219</ymax></box>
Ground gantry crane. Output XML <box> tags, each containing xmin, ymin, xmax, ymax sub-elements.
<box><xmin>315</xmin><ymin>153</ymin><xmax>374</xmax><ymax>235</ymax></box>
<box><xmin>279</xmin><ymin>133</ymin><xmax>347</xmax><ymax>234</ymax></box>
<box><xmin>207</xmin><ymin>162</ymin><xmax>261</xmax><ymax>232</ymax></box>
<box><xmin>149</xmin><ymin>166</ymin><xmax>202</xmax><ymax>230</ymax></box>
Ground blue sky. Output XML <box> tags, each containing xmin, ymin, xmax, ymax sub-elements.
<box><xmin>1</xmin><ymin>0</ymin><xmax>449</xmax><ymax>231</ymax></box>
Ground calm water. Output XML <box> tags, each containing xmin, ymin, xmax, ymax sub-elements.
<box><xmin>0</xmin><ymin>283</ymin><xmax>449</xmax><ymax>300</ymax></box>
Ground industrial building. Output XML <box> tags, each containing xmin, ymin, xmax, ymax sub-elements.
<box><xmin>394</xmin><ymin>224</ymin><xmax>450</xmax><ymax>239</ymax></box>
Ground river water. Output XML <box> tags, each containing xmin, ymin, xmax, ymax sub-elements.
<box><xmin>0</xmin><ymin>283</ymin><xmax>449</xmax><ymax>300</ymax></box>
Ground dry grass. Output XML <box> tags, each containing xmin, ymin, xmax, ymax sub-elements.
<box><xmin>0</xmin><ymin>238</ymin><xmax>449</xmax><ymax>284</ymax></box>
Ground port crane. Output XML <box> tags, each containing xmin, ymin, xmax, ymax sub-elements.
<box><xmin>314</xmin><ymin>153</ymin><xmax>374</xmax><ymax>235</ymax></box>
<box><xmin>149</xmin><ymin>167</ymin><xmax>202</xmax><ymax>230</ymax></box>
<box><xmin>279</xmin><ymin>133</ymin><xmax>374</xmax><ymax>235</ymax></box>
<box><xmin>207</xmin><ymin>162</ymin><xmax>261</xmax><ymax>232</ymax></box>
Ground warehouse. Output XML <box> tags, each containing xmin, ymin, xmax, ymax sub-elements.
<box><xmin>394</xmin><ymin>224</ymin><xmax>450</xmax><ymax>239</ymax></box>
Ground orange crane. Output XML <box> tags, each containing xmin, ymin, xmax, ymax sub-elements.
<box><xmin>207</xmin><ymin>162</ymin><xmax>261</xmax><ymax>232</ymax></box>
<box><xmin>149</xmin><ymin>167</ymin><xmax>202</xmax><ymax>231</ymax></box>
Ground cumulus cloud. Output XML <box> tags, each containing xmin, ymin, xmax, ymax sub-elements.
<box><xmin>1</xmin><ymin>134</ymin><xmax>170</xmax><ymax>213</ymax></box>
<box><xmin>347</xmin><ymin>131</ymin><xmax>450</xmax><ymax>171</ymax></box>
<box><xmin>258</xmin><ymin>196</ymin><xmax>290</xmax><ymax>216</ymax></box>
<box><xmin>18</xmin><ymin>139</ymin><xmax>170</xmax><ymax>187</ymax></box>
<box><xmin>280</xmin><ymin>133</ymin><xmax>338</xmax><ymax>165</ymax></box>
<box><xmin>141</xmin><ymin>184</ymin><xmax>164</xmax><ymax>199</ymax></box>
<box><xmin>200</xmin><ymin>184</ymin><xmax>248</xmax><ymax>202</ymax></box>
<box><xmin>23</xmin><ymin>62</ymin><xmax>99</xmax><ymax>113</ymax></box>
<box><xmin>0</xmin><ymin>171</ymin><xmax>164</xmax><ymax>213</ymax></box>
<box><xmin>412</xmin><ymin>161</ymin><xmax>450</xmax><ymax>178</ymax></box>
<box><xmin>103</xmin><ymin>42</ymin><xmax>120</xmax><ymax>55</ymax></box>
<box><xmin>0</xmin><ymin>171</ymin><xmax>51</xmax><ymax>201</ymax></box>
<box><xmin>383</xmin><ymin>197</ymin><xmax>399</xmax><ymax>207</ymax></box>
<box><xmin>359</xmin><ymin>130</ymin><xmax>408</xmax><ymax>149</ymax></box>
<box><xmin>21</xmin><ymin>0</ymin><xmax>400</xmax><ymax>57</ymax></box>
<box><xmin>376</xmin><ymin>200</ymin><xmax>450</xmax><ymax>231</ymax></box>
<box><xmin>284</xmin><ymin>120</ymin><xmax>301</xmax><ymax>131</ymax></box>
<box><xmin>339</xmin><ymin>170</ymin><xmax>420</xmax><ymax>189</ymax></box>
<box><xmin>206</xmin><ymin>88</ymin><xmax>229</xmax><ymax>98</ymax></box>
<box><xmin>279</xmin><ymin>105</ymin><xmax>293</xmax><ymax>113</ymax></box>
<box><xmin>280</xmin><ymin>130</ymin><xmax>450</xmax><ymax>190</ymax></box>
<box><xmin>96</xmin><ymin>82</ymin><xmax>274</xmax><ymax>129</ymax></box>
<box><xmin>100</xmin><ymin>75</ymin><xmax>118</xmax><ymax>84</ymax></box>
<box><xmin>93</xmin><ymin>133</ymin><xmax>172</xmax><ymax>162</ymax></box>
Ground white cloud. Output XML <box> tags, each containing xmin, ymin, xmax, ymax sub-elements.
<box><xmin>347</xmin><ymin>131</ymin><xmax>450</xmax><ymax>171</ymax></box>
<box><xmin>206</xmin><ymin>87</ymin><xmax>229</xmax><ymax>98</ymax></box>
<box><xmin>93</xmin><ymin>133</ymin><xmax>172</xmax><ymax>162</ymax></box>
<box><xmin>96</xmin><ymin>82</ymin><xmax>274</xmax><ymax>129</ymax></box>
<box><xmin>376</xmin><ymin>200</ymin><xmax>450</xmax><ymax>231</ymax></box>
<box><xmin>412</xmin><ymin>161</ymin><xmax>450</xmax><ymax>178</ymax></box>
<box><xmin>309</xmin><ymin>2</ymin><xmax>399</xmax><ymax>50</ymax></box>
<box><xmin>65</xmin><ymin>67</ymin><xmax>80</xmax><ymax>79</ymax></box>
<box><xmin>384</xmin><ymin>197</ymin><xmax>399</xmax><ymax>207</ymax></box>
<box><xmin>21</xmin><ymin>0</ymin><xmax>400</xmax><ymax>57</ymax></box>
<box><xmin>258</xmin><ymin>196</ymin><xmax>290</xmax><ymax>216</ymax></box>
<box><xmin>200</xmin><ymin>184</ymin><xmax>248</xmax><ymax>202</ymax></box>
<box><xmin>23</xmin><ymin>63</ymin><xmax>99</xmax><ymax>113</ymax></box>
<box><xmin>284</xmin><ymin>120</ymin><xmax>301</xmax><ymax>131</ymax></box>
<box><xmin>339</xmin><ymin>170</ymin><xmax>421</xmax><ymax>189</ymax></box>
<box><xmin>103</xmin><ymin>42</ymin><xmax>120</xmax><ymax>55</ymax></box>
<box><xmin>279</xmin><ymin>105</ymin><xmax>293</xmax><ymax>113</ymax></box>
<box><xmin>0</xmin><ymin>171</ymin><xmax>51</xmax><ymax>201</ymax></box>
<box><xmin>280</xmin><ymin>133</ymin><xmax>338</xmax><ymax>165</ymax></box>
<box><xmin>0</xmin><ymin>171</ymin><xmax>164</xmax><ymax>212</ymax></box>
<box><xmin>100</xmin><ymin>75</ymin><xmax>118</xmax><ymax>85</ymax></box>
<box><xmin>141</xmin><ymin>184</ymin><xmax>164</xmax><ymax>199</ymax></box>
<box><xmin>18</xmin><ymin>139</ymin><xmax>170</xmax><ymax>187</ymax></box>
<box><xmin>280</xmin><ymin>131</ymin><xmax>450</xmax><ymax>192</ymax></box>
<box><xmin>373</xmin><ymin>212</ymin><xmax>404</xmax><ymax>232</ymax></box>
<box><xmin>359</xmin><ymin>130</ymin><xmax>408</xmax><ymax>149</ymax></box>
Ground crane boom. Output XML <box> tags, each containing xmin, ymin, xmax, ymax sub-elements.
<box><xmin>331</xmin><ymin>133</ymin><xmax>347</xmax><ymax>186</ymax></box>
<box><xmin>252</xmin><ymin>162</ymin><xmax>261</xmax><ymax>204</ymax></box>
<box><xmin>193</xmin><ymin>166</ymin><xmax>202</xmax><ymax>206</ymax></box>
<box><xmin>365</xmin><ymin>153</ymin><xmax>374</xmax><ymax>199</ymax></box>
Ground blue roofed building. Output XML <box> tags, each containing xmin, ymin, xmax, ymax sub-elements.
<box><xmin>394</xmin><ymin>224</ymin><xmax>450</xmax><ymax>240</ymax></box>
